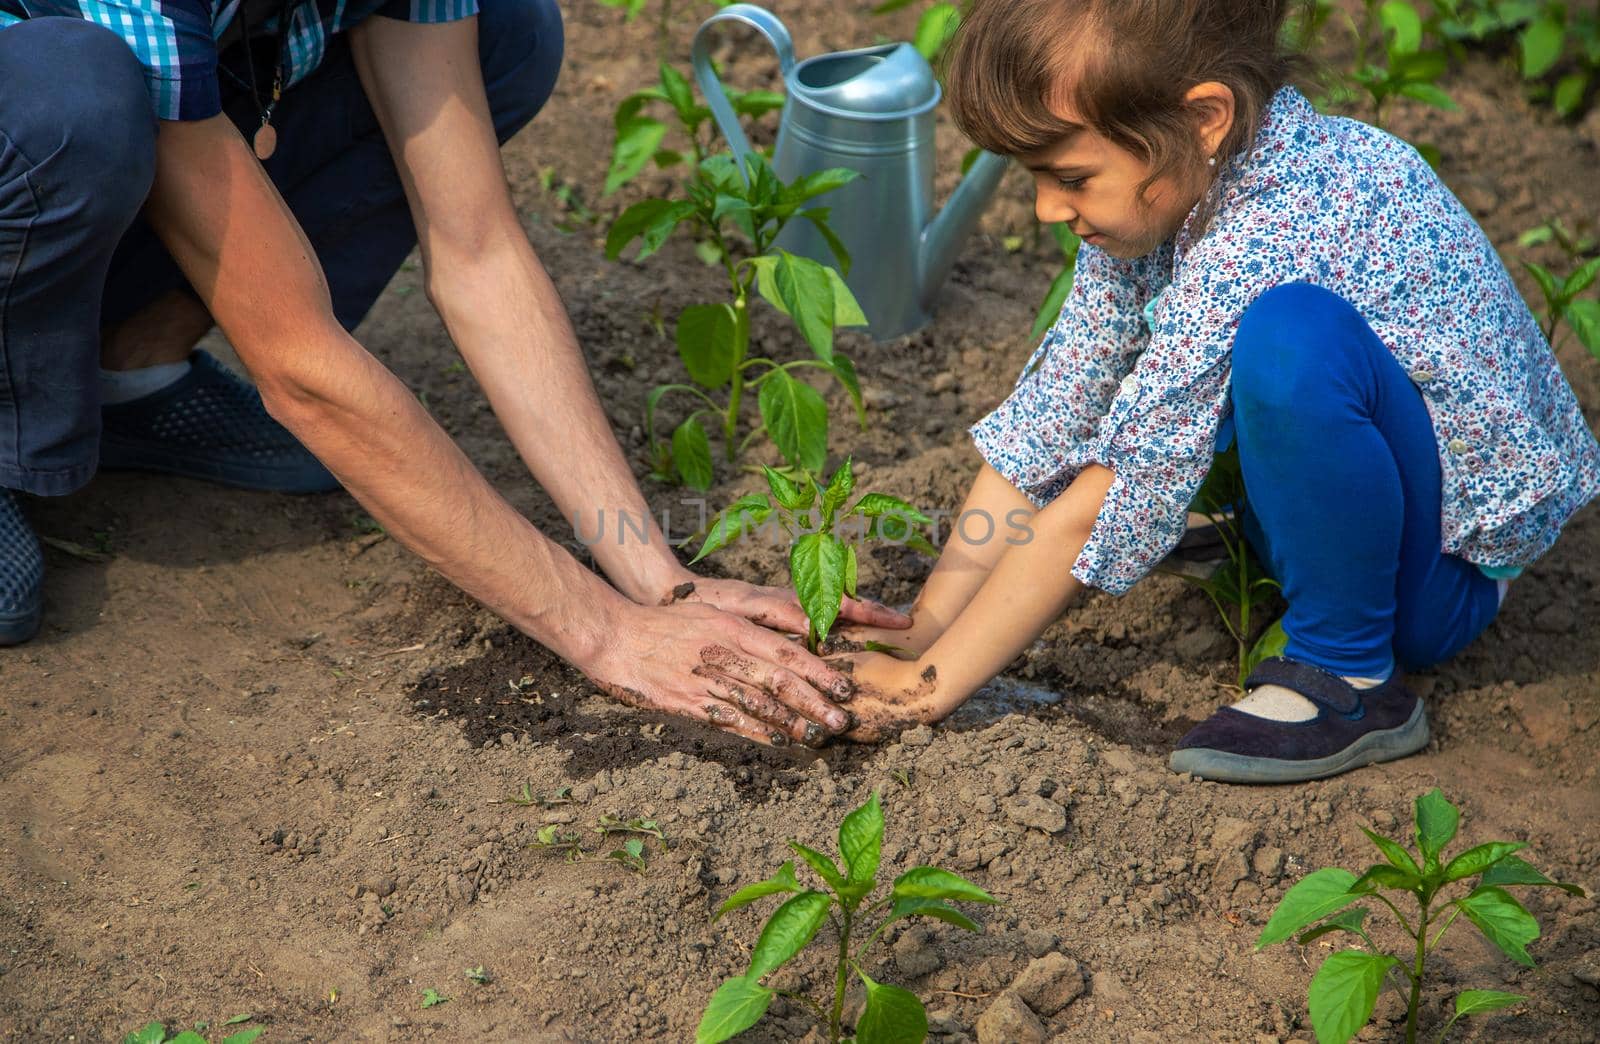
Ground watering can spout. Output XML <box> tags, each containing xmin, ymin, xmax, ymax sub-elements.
<box><xmin>918</xmin><ymin>150</ymin><xmax>1010</xmax><ymax>310</ymax></box>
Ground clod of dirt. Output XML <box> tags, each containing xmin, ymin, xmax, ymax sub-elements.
<box><xmin>1011</xmin><ymin>952</ymin><xmax>1086</xmax><ymax>1016</ymax></box>
<box><xmin>976</xmin><ymin>991</ymin><xmax>1046</xmax><ymax>1044</ymax></box>
<box><xmin>892</xmin><ymin>925</ymin><xmax>944</xmax><ymax>978</ymax></box>
<box><xmin>1005</xmin><ymin>794</ymin><xmax>1068</xmax><ymax>834</ymax></box>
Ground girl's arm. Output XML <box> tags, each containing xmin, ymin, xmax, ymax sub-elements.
<box><xmin>841</xmin><ymin>464</ymin><xmax>1116</xmax><ymax>739</ymax></box>
<box><xmin>836</xmin><ymin>463</ymin><xmax>1038</xmax><ymax>655</ymax></box>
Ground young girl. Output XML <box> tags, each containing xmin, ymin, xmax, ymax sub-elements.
<box><xmin>834</xmin><ymin>0</ymin><xmax>1600</xmax><ymax>782</ymax></box>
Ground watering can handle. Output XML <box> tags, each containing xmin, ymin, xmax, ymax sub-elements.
<box><xmin>691</xmin><ymin>4</ymin><xmax>795</xmax><ymax>176</ymax></box>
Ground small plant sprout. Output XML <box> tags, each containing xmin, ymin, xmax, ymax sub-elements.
<box><xmin>692</xmin><ymin>458</ymin><xmax>935</xmax><ymax>651</ymax></box>
<box><xmin>1257</xmin><ymin>788</ymin><xmax>1585</xmax><ymax>1044</ymax></box>
<box><xmin>420</xmin><ymin>988</ymin><xmax>450</xmax><ymax>1009</ymax></box>
<box><xmin>1166</xmin><ymin>444</ymin><xmax>1287</xmax><ymax>686</ymax></box>
<box><xmin>464</xmin><ymin>966</ymin><xmax>492</xmax><ymax>985</ymax></box>
<box><xmin>121</xmin><ymin>1017</ymin><xmax>262</xmax><ymax>1044</ymax></box>
<box><xmin>696</xmin><ymin>792</ymin><xmax>998</xmax><ymax>1044</ymax></box>
<box><xmin>528</xmin><ymin>814</ymin><xmax>667</xmax><ymax>874</ymax></box>
<box><xmin>1346</xmin><ymin>0</ymin><xmax>1458</xmax><ymax>133</ymax></box>
<box><xmin>1518</xmin><ymin>219</ymin><xmax>1600</xmax><ymax>361</ymax></box>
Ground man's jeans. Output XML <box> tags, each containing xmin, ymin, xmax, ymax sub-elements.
<box><xmin>0</xmin><ymin>0</ymin><xmax>562</xmax><ymax>497</ymax></box>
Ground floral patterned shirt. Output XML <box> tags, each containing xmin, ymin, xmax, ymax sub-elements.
<box><xmin>971</xmin><ymin>87</ymin><xmax>1600</xmax><ymax>595</ymax></box>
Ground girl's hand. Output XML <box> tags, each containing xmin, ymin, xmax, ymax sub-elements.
<box><xmin>826</xmin><ymin>651</ymin><xmax>947</xmax><ymax>742</ymax></box>
<box><xmin>824</xmin><ymin>614</ymin><xmax>943</xmax><ymax>659</ymax></box>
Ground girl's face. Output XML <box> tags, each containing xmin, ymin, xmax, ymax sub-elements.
<box><xmin>1018</xmin><ymin>84</ymin><xmax>1236</xmax><ymax>260</ymax></box>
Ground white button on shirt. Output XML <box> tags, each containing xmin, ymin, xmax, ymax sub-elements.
<box><xmin>1410</xmin><ymin>369</ymin><xmax>1434</xmax><ymax>383</ymax></box>
<box><xmin>1448</xmin><ymin>438</ymin><xmax>1470</xmax><ymax>454</ymax></box>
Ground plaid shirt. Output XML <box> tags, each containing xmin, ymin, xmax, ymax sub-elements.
<box><xmin>0</xmin><ymin>0</ymin><xmax>479</xmax><ymax>120</ymax></box>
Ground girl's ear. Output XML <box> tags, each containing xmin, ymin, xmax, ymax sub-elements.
<box><xmin>1184</xmin><ymin>81</ymin><xmax>1237</xmax><ymax>160</ymax></box>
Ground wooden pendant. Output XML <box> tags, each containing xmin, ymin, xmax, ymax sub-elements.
<box><xmin>253</xmin><ymin>123</ymin><xmax>278</xmax><ymax>161</ymax></box>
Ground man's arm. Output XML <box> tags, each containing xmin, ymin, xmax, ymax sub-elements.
<box><xmin>345</xmin><ymin>15</ymin><xmax>907</xmax><ymax>633</ymax></box>
<box><xmin>142</xmin><ymin>114</ymin><xmax>853</xmax><ymax>745</ymax></box>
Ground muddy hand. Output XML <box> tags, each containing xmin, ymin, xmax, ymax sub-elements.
<box><xmin>584</xmin><ymin>600</ymin><xmax>856</xmax><ymax>747</ymax></box>
<box><xmin>666</xmin><ymin>577</ymin><xmax>911</xmax><ymax>637</ymax></box>
<box><xmin>822</xmin><ymin>651</ymin><xmax>944</xmax><ymax>743</ymax></box>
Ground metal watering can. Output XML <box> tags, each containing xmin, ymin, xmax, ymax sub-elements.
<box><xmin>691</xmin><ymin>3</ymin><xmax>1009</xmax><ymax>339</ymax></box>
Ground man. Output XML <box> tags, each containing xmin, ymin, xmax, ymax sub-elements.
<box><xmin>0</xmin><ymin>0</ymin><xmax>903</xmax><ymax>744</ymax></box>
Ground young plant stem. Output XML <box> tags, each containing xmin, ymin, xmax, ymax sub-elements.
<box><xmin>725</xmin><ymin>291</ymin><xmax>751</xmax><ymax>461</ymax></box>
<box><xmin>1405</xmin><ymin>900</ymin><xmax>1430</xmax><ymax>1044</ymax></box>
<box><xmin>830</xmin><ymin>907</ymin><xmax>853</xmax><ymax>1043</ymax></box>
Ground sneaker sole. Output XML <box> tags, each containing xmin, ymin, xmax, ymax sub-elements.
<box><xmin>1167</xmin><ymin>699</ymin><xmax>1430</xmax><ymax>784</ymax></box>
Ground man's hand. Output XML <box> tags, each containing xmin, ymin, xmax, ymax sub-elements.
<box><xmin>656</xmin><ymin>575</ymin><xmax>911</xmax><ymax>636</ymax></box>
<box><xmin>581</xmin><ymin>601</ymin><xmax>858</xmax><ymax>746</ymax></box>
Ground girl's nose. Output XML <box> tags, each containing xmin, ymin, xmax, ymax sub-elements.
<box><xmin>1035</xmin><ymin>190</ymin><xmax>1076</xmax><ymax>226</ymax></box>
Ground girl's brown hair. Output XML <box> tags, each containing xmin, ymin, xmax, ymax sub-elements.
<box><xmin>945</xmin><ymin>0</ymin><xmax>1302</xmax><ymax>197</ymax></box>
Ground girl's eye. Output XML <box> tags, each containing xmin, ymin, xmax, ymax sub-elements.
<box><xmin>1055</xmin><ymin>175</ymin><xmax>1087</xmax><ymax>190</ymax></box>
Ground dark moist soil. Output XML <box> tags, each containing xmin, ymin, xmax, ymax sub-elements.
<box><xmin>3</xmin><ymin>1</ymin><xmax>1599</xmax><ymax>1042</ymax></box>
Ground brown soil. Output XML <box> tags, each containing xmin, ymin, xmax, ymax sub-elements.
<box><xmin>3</xmin><ymin>3</ymin><xmax>1599</xmax><ymax>1042</ymax></box>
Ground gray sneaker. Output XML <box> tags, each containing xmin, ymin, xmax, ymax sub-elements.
<box><xmin>0</xmin><ymin>489</ymin><xmax>43</xmax><ymax>645</ymax></box>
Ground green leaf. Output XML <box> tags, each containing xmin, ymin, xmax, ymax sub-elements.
<box><xmin>1562</xmin><ymin>256</ymin><xmax>1600</xmax><ymax>297</ymax></box>
<box><xmin>606</xmin><ymin>199</ymin><xmax>697</xmax><ymax>262</ymax></box>
<box><xmin>822</xmin><ymin>458</ymin><xmax>856</xmax><ymax>526</ymax></box>
<box><xmin>1523</xmin><ymin>261</ymin><xmax>1562</xmax><ymax>307</ymax></box>
<box><xmin>802</xmin><ymin>211</ymin><xmax>855</xmax><ymax>277</ymax></box>
<box><xmin>1380</xmin><ymin>1</ymin><xmax>1424</xmax><ymax>55</ymax></box>
<box><xmin>1256</xmin><ymin>868</ymin><xmax>1360</xmax><ymax>948</ymax></box>
<box><xmin>748</xmin><ymin>890</ymin><xmax>832</xmax><ymax>978</ymax></box>
<box><xmin>123</xmin><ymin>1024</ymin><xmax>167</xmax><ymax>1044</ymax></box>
<box><xmin>1398</xmin><ymin>82</ymin><xmax>1457</xmax><ymax>109</ymax></box>
<box><xmin>773</xmin><ymin>251</ymin><xmax>838</xmax><ymax>360</ymax></box>
<box><xmin>855</xmin><ymin>968</ymin><xmax>929</xmax><ymax>1044</ymax></box>
<box><xmin>782</xmin><ymin>167</ymin><xmax>860</xmax><ymax>205</ymax></box>
<box><xmin>696</xmin><ymin>976</ymin><xmax>775</xmax><ymax>1044</ymax></box>
<box><xmin>1362</xmin><ymin>829</ymin><xmax>1422</xmax><ymax>877</ymax></box>
<box><xmin>1350</xmin><ymin>863</ymin><xmax>1423</xmax><ymax>894</ymax></box>
<box><xmin>1480</xmin><ymin>855</ymin><xmax>1588</xmax><ymax>896</ymax></box>
<box><xmin>1308</xmin><ymin>950</ymin><xmax>1400</xmax><ymax>1044</ymax></box>
<box><xmin>1414</xmin><ymin>788</ymin><xmax>1459</xmax><ymax>868</ymax></box>
<box><xmin>1457</xmin><ymin>886</ymin><xmax>1540</xmax><ymax>967</ymax></box>
<box><xmin>672</xmin><ymin>417</ymin><xmax>715</xmax><ymax>492</ymax></box>
<box><xmin>1295</xmin><ymin>906</ymin><xmax>1370</xmax><ymax>946</ymax></box>
<box><xmin>713</xmin><ymin>193</ymin><xmax>758</xmax><ymax>242</ymax></box>
<box><xmin>791</xmin><ymin>841</ymin><xmax>848</xmax><ymax>893</ymax></box>
<box><xmin>758</xmin><ymin>370</ymin><xmax>829</xmax><ymax>472</ymax></box>
<box><xmin>839</xmin><ymin>790</ymin><xmax>884</xmax><ymax>887</ymax></box>
<box><xmin>421</xmin><ymin>988</ymin><xmax>450</xmax><ymax>1008</ymax></box>
<box><xmin>220</xmin><ymin>1030</ymin><xmax>263</xmax><ymax>1044</ymax></box>
<box><xmin>716</xmin><ymin>862</ymin><xmax>801</xmax><ymax>919</ymax></box>
<box><xmin>853</xmin><ymin>494</ymin><xmax>933</xmax><ymax>525</ymax></box>
<box><xmin>1443</xmin><ymin>841</ymin><xmax>1528</xmax><ymax>883</ymax></box>
<box><xmin>1454</xmin><ymin>989</ymin><xmax>1524</xmax><ymax>1016</ymax></box>
<box><xmin>791</xmin><ymin>532</ymin><xmax>849</xmax><ymax>644</ymax></box>
<box><xmin>763</xmin><ymin>465</ymin><xmax>814</xmax><ymax>511</ymax></box>
<box><xmin>659</xmin><ymin>61</ymin><xmax>697</xmax><ymax>124</ymax></box>
<box><xmin>871</xmin><ymin>0</ymin><xmax>916</xmax><ymax>12</ymax></box>
<box><xmin>606</xmin><ymin>115</ymin><xmax>668</xmax><ymax>196</ymax></box>
<box><xmin>891</xmin><ymin>866</ymin><xmax>999</xmax><ymax>905</ymax></box>
<box><xmin>729</xmin><ymin>87</ymin><xmax>786</xmax><ymax>118</ymax></box>
<box><xmin>845</xmin><ymin>543</ymin><xmax>858</xmax><ymax>600</ymax></box>
<box><xmin>1521</xmin><ymin>16</ymin><xmax>1566</xmax><ymax>79</ymax></box>
<box><xmin>888</xmin><ymin>896</ymin><xmax>982</xmax><ymax>933</ymax></box>
<box><xmin>825</xmin><ymin>266</ymin><xmax>868</xmax><ymax>327</ymax></box>
<box><xmin>1030</xmin><ymin>264</ymin><xmax>1076</xmax><ymax>339</ymax></box>
<box><xmin>1567</xmin><ymin>298</ymin><xmax>1600</xmax><ymax>355</ymax></box>
<box><xmin>676</xmin><ymin>303</ymin><xmax>740</xmax><ymax>389</ymax></box>
<box><xmin>690</xmin><ymin>495</ymin><xmax>773</xmax><ymax>564</ymax></box>
<box><xmin>912</xmin><ymin>3</ymin><xmax>961</xmax><ymax>61</ymax></box>
<box><xmin>830</xmin><ymin>353</ymin><xmax>867</xmax><ymax>428</ymax></box>
<box><xmin>169</xmin><ymin>1033</ymin><xmax>207</xmax><ymax>1044</ymax></box>
<box><xmin>1245</xmin><ymin>619</ymin><xmax>1289</xmax><ymax>677</ymax></box>
<box><xmin>1553</xmin><ymin>71</ymin><xmax>1589</xmax><ymax>116</ymax></box>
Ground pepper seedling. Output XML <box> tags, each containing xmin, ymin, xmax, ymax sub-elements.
<box><xmin>691</xmin><ymin>458</ymin><xmax>934</xmax><ymax>651</ymax></box>
<box><xmin>696</xmin><ymin>791</ymin><xmax>998</xmax><ymax>1044</ymax></box>
<box><xmin>1257</xmin><ymin>787</ymin><xmax>1585</xmax><ymax>1044</ymax></box>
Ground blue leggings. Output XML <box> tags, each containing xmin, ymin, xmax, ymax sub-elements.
<box><xmin>1231</xmin><ymin>283</ymin><xmax>1502</xmax><ymax>679</ymax></box>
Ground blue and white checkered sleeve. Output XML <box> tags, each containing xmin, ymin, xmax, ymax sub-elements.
<box><xmin>74</xmin><ymin>0</ymin><xmax>220</xmax><ymax>120</ymax></box>
<box><xmin>374</xmin><ymin>0</ymin><xmax>480</xmax><ymax>23</ymax></box>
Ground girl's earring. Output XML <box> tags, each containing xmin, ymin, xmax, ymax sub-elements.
<box><xmin>1208</xmin><ymin>155</ymin><xmax>1217</xmax><ymax>167</ymax></box>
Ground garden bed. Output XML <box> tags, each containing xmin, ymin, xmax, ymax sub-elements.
<box><xmin>2</xmin><ymin>2</ymin><xmax>1597</xmax><ymax>1041</ymax></box>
